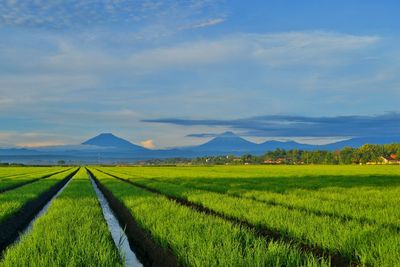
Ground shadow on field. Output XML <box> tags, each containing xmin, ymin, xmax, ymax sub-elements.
<box><xmin>165</xmin><ymin>174</ymin><xmax>400</xmax><ymax>193</ymax></box>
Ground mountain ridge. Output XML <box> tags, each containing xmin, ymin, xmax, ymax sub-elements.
<box><xmin>1</xmin><ymin>132</ymin><xmax>399</xmax><ymax>164</ymax></box>
<box><xmin>192</xmin><ymin>131</ymin><xmax>259</xmax><ymax>152</ymax></box>
<box><xmin>82</xmin><ymin>133</ymin><xmax>148</xmax><ymax>151</ymax></box>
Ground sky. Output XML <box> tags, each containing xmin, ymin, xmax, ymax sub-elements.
<box><xmin>0</xmin><ymin>0</ymin><xmax>399</xmax><ymax>148</ymax></box>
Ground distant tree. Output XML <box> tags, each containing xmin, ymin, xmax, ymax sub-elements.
<box><xmin>289</xmin><ymin>149</ymin><xmax>301</xmax><ymax>164</ymax></box>
<box><xmin>139</xmin><ymin>142</ymin><xmax>400</xmax><ymax>165</ymax></box>
<box><xmin>57</xmin><ymin>160</ymin><xmax>66</xmax><ymax>165</ymax></box>
<box><xmin>301</xmin><ymin>151</ymin><xmax>310</xmax><ymax>164</ymax></box>
<box><xmin>324</xmin><ymin>152</ymin><xmax>337</xmax><ymax>164</ymax></box>
<box><xmin>357</xmin><ymin>144</ymin><xmax>381</xmax><ymax>164</ymax></box>
<box><xmin>397</xmin><ymin>147</ymin><xmax>400</xmax><ymax>159</ymax></box>
<box><xmin>339</xmin><ymin>147</ymin><xmax>354</xmax><ymax>164</ymax></box>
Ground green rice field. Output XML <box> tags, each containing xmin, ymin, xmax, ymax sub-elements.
<box><xmin>0</xmin><ymin>165</ymin><xmax>399</xmax><ymax>266</ymax></box>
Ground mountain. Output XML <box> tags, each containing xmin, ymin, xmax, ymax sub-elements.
<box><xmin>258</xmin><ymin>136</ymin><xmax>400</xmax><ymax>151</ymax></box>
<box><xmin>1</xmin><ymin>132</ymin><xmax>399</xmax><ymax>164</ymax></box>
<box><xmin>189</xmin><ymin>134</ymin><xmax>400</xmax><ymax>155</ymax></box>
<box><xmin>0</xmin><ymin>148</ymin><xmax>44</xmax><ymax>156</ymax></box>
<box><xmin>190</xmin><ymin>133</ymin><xmax>320</xmax><ymax>154</ymax></box>
<box><xmin>192</xmin><ymin>131</ymin><xmax>260</xmax><ymax>153</ymax></box>
<box><xmin>82</xmin><ymin>133</ymin><xmax>148</xmax><ymax>151</ymax></box>
<box><xmin>259</xmin><ymin>140</ymin><xmax>315</xmax><ymax>151</ymax></box>
<box><xmin>321</xmin><ymin>136</ymin><xmax>400</xmax><ymax>150</ymax></box>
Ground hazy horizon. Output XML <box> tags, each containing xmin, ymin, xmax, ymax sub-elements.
<box><xmin>1</xmin><ymin>1</ymin><xmax>399</xmax><ymax>149</ymax></box>
<box><xmin>1</xmin><ymin>131</ymin><xmax>353</xmax><ymax>149</ymax></box>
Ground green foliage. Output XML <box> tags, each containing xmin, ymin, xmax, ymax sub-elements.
<box><xmin>0</xmin><ymin>168</ymin><xmax>77</xmax><ymax>223</ymax></box>
<box><xmin>100</xmin><ymin>165</ymin><xmax>400</xmax><ymax>266</ymax></box>
<box><xmin>1</xmin><ymin>165</ymin><xmax>399</xmax><ymax>266</ymax></box>
<box><xmin>0</xmin><ymin>167</ymin><xmax>68</xmax><ymax>192</ymax></box>
<box><xmin>141</xmin><ymin>143</ymin><xmax>400</xmax><ymax>165</ymax></box>
<box><xmin>0</xmin><ymin>167</ymin><xmax>62</xmax><ymax>180</ymax></box>
<box><xmin>0</xmin><ymin>168</ymin><xmax>122</xmax><ymax>267</ymax></box>
<box><xmin>90</xmin><ymin>168</ymin><xmax>329</xmax><ymax>267</ymax></box>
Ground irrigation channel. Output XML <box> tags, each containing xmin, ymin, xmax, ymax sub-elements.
<box><xmin>88</xmin><ymin>169</ymin><xmax>179</xmax><ymax>267</ymax></box>
<box><xmin>2</xmin><ymin>169</ymin><xmax>142</xmax><ymax>267</ymax></box>
<box><xmin>88</xmin><ymin>171</ymin><xmax>142</xmax><ymax>267</ymax></box>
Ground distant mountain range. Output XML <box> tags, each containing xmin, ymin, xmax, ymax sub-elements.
<box><xmin>183</xmin><ymin>131</ymin><xmax>400</xmax><ymax>153</ymax></box>
<box><xmin>0</xmin><ymin>132</ymin><xmax>399</xmax><ymax>164</ymax></box>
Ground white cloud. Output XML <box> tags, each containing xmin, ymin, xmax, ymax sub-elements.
<box><xmin>16</xmin><ymin>141</ymin><xmax>65</xmax><ymax>148</ymax></box>
<box><xmin>0</xmin><ymin>28</ymin><xmax>395</xmax><ymax>148</ymax></box>
<box><xmin>0</xmin><ymin>132</ymin><xmax>76</xmax><ymax>147</ymax></box>
<box><xmin>140</xmin><ymin>139</ymin><xmax>155</xmax><ymax>149</ymax></box>
<box><xmin>0</xmin><ymin>97</ymin><xmax>14</xmax><ymax>106</ymax></box>
<box><xmin>0</xmin><ymin>0</ymin><xmax>226</xmax><ymax>32</ymax></box>
<box><xmin>56</xmin><ymin>109</ymin><xmax>142</xmax><ymax>125</ymax></box>
<box><xmin>185</xmin><ymin>18</ymin><xmax>225</xmax><ymax>29</ymax></box>
<box><xmin>248</xmin><ymin>32</ymin><xmax>380</xmax><ymax>67</ymax></box>
<box><xmin>42</xmin><ymin>31</ymin><xmax>380</xmax><ymax>73</ymax></box>
<box><xmin>0</xmin><ymin>30</ymin><xmax>384</xmax><ymax>110</ymax></box>
<box><xmin>125</xmin><ymin>31</ymin><xmax>380</xmax><ymax>71</ymax></box>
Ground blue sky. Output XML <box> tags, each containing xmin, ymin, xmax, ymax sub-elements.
<box><xmin>0</xmin><ymin>1</ymin><xmax>399</xmax><ymax>148</ymax></box>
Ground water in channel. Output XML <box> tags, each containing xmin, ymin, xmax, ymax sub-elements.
<box><xmin>89</xmin><ymin>173</ymin><xmax>143</xmax><ymax>267</ymax></box>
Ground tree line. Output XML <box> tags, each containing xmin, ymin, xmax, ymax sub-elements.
<box><xmin>260</xmin><ymin>143</ymin><xmax>400</xmax><ymax>165</ymax></box>
<box><xmin>142</xmin><ymin>143</ymin><xmax>400</xmax><ymax>165</ymax></box>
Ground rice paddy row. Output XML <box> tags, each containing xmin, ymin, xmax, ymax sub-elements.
<box><xmin>0</xmin><ymin>165</ymin><xmax>399</xmax><ymax>266</ymax></box>
<box><xmin>0</xmin><ymin>167</ymin><xmax>71</xmax><ymax>193</ymax></box>
<box><xmin>104</xmin><ymin>167</ymin><xmax>400</xmax><ymax>229</ymax></box>
<box><xmin>98</xmin><ymin>166</ymin><xmax>400</xmax><ymax>266</ymax></box>
<box><xmin>0</xmin><ymin>168</ymin><xmax>122</xmax><ymax>266</ymax></box>
<box><xmin>89</xmin><ymin>168</ymin><xmax>329</xmax><ymax>267</ymax></box>
<box><xmin>0</xmin><ymin>167</ymin><xmax>63</xmax><ymax>180</ymax></box>
<box><xmin>0</xmin><ymin>168</ymin><xmax>77</xmax><ymax>223</ymax></box>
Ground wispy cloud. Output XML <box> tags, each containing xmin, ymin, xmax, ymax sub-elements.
<box><xmin>40</xmin><ymin>31</ymin><xmax>383</xmax><ymax>72</ymax></box>
<box><xmin>1</xmin><ymin>1</ymin><xmax>398</xmax><ymax>149</ymax></box>
<box><xmin>0</xmin><ymin>30</ymin><xmax>381</xmax><ymax>109</ymax></box>
<box><xmin>127</xmin><ymin>31</ymin><xmax>380</xmax><ymax>70</ymax></box>
<box><xmin>0</xmin><ymin>29</ymin><xmax>392</xmax><ymax>148</ymax></box>
<box><xmin>185</xmin><ymin>18</ymin><xmax>225</xmax><ymax>29</ymax></box>
<box><xmin>0</xmin><ymin>131</ymin><xmax>76</xmax><ymax>147</ymax></box>
<box><xmin>186</xmin><ymin>133</ymin><xmax>219</xmax><ymax>138</ymax></box>
<box><xmin>0</xmin><ymin>0</ymin><xmax>226</xmax><ymax>32</ymax></box>
<box><xmin>143</xmin><ymin>112</ymin><xmax>400</xmax><ymax>138</ymax></box>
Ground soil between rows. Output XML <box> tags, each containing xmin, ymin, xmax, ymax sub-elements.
<box><xmin>0</xmin><ymin>168</ymin><xmax>73</xmax><ymax>194</ymax></box>
<box><xmin>0</xmin><ymin>168</ymin><xmax>79</xmax><ymax>256</ymax></box>
<box><xmin>87</xmin><ymin>169</ymin><xmax>178</xmax><ymax>267</ymax></box>
<box><xmin>96</xmin><ymin>169</ymin><xmax>356</xmax><ymax>267</ymax></box>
